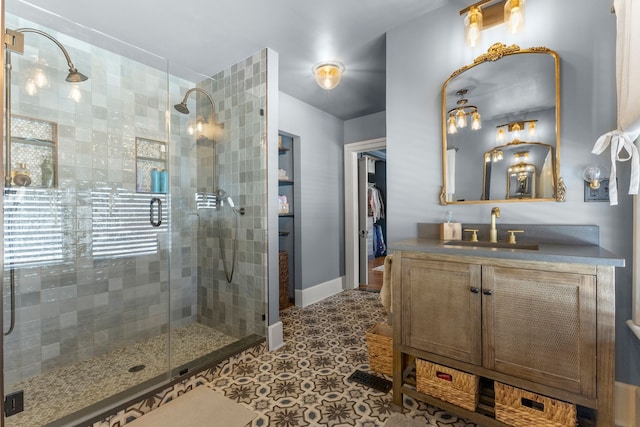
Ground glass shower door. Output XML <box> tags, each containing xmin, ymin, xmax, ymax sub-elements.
<box><xmin>2</xmin><ymin>4</ymin><xmax>173</xmax><ymax>425</ymax></box>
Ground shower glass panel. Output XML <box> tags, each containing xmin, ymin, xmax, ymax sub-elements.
<box><xmin>167</xmin><ymin>60</ymin><xmax>268</xmax><ymax>376</ymax></box>
<box><xmin>2</xmin><ymin>2</ymin><xmax>268</xmax><ymax>426</ymax></box>
<box><xmin>1</xmin><ymin>8</ymin><xmax>173</xmax><ymax>426</ymax></box>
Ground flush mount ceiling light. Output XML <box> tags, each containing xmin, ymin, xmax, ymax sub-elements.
<box><xmin>460</xmin><ymin>0</ymin><xmax>525</xmax><ymax>47</ymax></box>
<box><xmin>312</xmin><ymin>62</ymin><xmax>344</xmax><ymax>90</ymax></box>
<box><xmin>447</xmin><ymin>89</ymin><xmax>481</xmax><ymax>134</ymax></box>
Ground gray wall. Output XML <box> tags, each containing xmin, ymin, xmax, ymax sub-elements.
<box><xmin>386</xmin><ymin>0</ymin><xmax>640</xmax><ymax>385</ymax></box>
<box><xmin>278</xmin><ymin>92</ymin><xmax>345</xmax><ymax>290</ymax></box>
<box><xmin>344</xmin><ymin>111</ymin><xmax>386</xmax><ymax>143</ymax></box>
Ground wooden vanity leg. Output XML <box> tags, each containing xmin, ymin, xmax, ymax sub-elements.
<box><xmin>596</xmin><ymin>266</ymin><xmax>615</xmax><ymax>427</ymax></box>
<box><xmin>392</xmin><ymin>350</ymin><xmax>404</xmax><ymax>407</ymax></box>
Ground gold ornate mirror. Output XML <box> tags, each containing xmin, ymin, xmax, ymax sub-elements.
<box><xmin>440</xmin><ymin>43</ymin><xmax>565</xmax><ymax>205</ymax></box>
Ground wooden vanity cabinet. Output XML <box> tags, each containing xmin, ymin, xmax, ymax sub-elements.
<box><xmin>392</xmin><ymin>251</ymin><xmax>615</xmax><ymax>427</ymax></box>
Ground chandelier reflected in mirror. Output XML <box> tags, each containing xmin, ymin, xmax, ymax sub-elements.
<box><xmin>447</xmin><ymin>89</ymin><xmax>481</xmax><ymax>134</ymax></box>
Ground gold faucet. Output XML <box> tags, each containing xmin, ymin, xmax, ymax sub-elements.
<box><xmin>489</xmin><ymin>207</ymin><xmax>501</xmax><ymax>243</ymax></box>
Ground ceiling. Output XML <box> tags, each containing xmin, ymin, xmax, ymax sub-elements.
<box><xmin>9</xmin><ymin>0</ymin><xmax>449</xmax><ymax>120</ymax></box>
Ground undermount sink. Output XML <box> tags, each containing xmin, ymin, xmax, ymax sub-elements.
<box><xmin>443</xmin><ymin>240</ymin><xmax>539</xmax><ymax>250</ymax></box>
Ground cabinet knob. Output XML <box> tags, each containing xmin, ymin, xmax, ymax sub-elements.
<box><xmin>470</xmin><ymin>287</ymin><xmax>480</xmax><ymax>293</ymax></box>
<box><xmin>483</xmin><ymin>289</ymin><xmax>493</xmax><ymax>295</ymax></box>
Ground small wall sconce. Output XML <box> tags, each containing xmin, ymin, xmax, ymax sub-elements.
<box><xmin>460</xmin><ymin>0</ymin><xmax>525</xmax><ymax>47</ymax></box>
<box><xmin>583</xmin><ymin>165</ymin><xmax>608</xmax><ymax>190</ymax></box>
<box><xmin>312</xmin><ymin>62</ymin><xmax>344</xmax><ymax>90</ymax></box>
<box><xmin>485</xmin><ymin>148</ymin><xmax>503</xmax><ymax>163</ymax></box>
<box><xmin>495</xmin><ymin>119</ymin><xmax>537</xmax><ymax>143</ymax></box>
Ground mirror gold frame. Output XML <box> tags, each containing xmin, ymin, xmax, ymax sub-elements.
<box><xmin>440</xmin><ymin>43</ymin><xmax>566</xmax><ymax>205</ymax></box>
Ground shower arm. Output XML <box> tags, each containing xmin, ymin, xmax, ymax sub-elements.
<box><xmin>15</xmin><ymin>28</ymin><xmax>82</xmax><ymax>75</ymax></box>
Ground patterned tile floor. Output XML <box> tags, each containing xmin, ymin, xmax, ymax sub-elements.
<box><xmin>207</xmin><ymin>290</ymin><xmax>480</xmax><ymax>426</ymax></box>
<box><xmin>6</xmin><ymin>323</ymin><xmax>238</xmax><ymax>427</ymax></box>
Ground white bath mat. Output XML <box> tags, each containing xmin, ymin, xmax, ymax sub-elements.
<box><xmin>383</xmin><ymin>413</ymin><xmax>426</xmax><ymax>427</ymax></box>
<box><xmin>127</xmin><ymin>385</ymin><xmax>256</xmax><ymax>427</ymax></box>
<box><xmin>372</xmin><ymin>265</ymin><xmax>385</xmax><ymax>272</ymax></box>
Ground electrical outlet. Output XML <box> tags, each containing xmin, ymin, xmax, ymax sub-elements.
<box><xmin>4</xmin><ymin>390</ymin><xmax>24</xmax><ymax>417</ymax></box>
<box><xmin>584</xmin><ymin>179</ymin><xmax>610</xmax><ymax>202</ymax></box>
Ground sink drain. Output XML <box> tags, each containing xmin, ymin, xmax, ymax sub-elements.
<box><xmin>128</xmin><ymin>364</ymin><xmax>146</xmax><ymax>373</ymax></box>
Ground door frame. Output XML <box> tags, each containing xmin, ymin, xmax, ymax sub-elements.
<box><xmin>344</xmin><ymin>138</ymin><xmax>386</xmax><ymax>289</ymax></box>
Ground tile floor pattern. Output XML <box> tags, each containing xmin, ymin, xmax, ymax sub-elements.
<box><xmin>207</xmin><ymin>290</ymin><xmax>480</xmax><ymax>426</ymax></box>
<box><xmin>6</xmin><ymin>323</ymin><xmax>238</xmax><ymax>427</ymax></box>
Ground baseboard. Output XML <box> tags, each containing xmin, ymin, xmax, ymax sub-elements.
<box><xmin>267</xmin><ymin>321</ymin><xmax>284</xmax><ymax>351</ymax></box>
<box><xmin>295</xmin><ymin>276</ymin><xmax>345</xmax><ymax>308</ymax></box>
<box><xmin>615</xmin><ymin>381</ymin><xmax>640</xmax><ymax>427</ymax></box>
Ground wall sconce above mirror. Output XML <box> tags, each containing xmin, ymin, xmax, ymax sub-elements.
<box><xmin>440</xmin><ymin>43</ymin><xmax>565</xmax><ymax>205</ymax></box>
<box><xmin>460</xmin><ymin>0</ymin><xmax>526</xmax><ymax>47</ymax></box>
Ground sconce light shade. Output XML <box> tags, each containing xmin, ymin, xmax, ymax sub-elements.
<box><xmin>313</xmin><ymin>62</ymin><xmax>344</xmax><ymax>90</ymax></box>
<box><xmin>447</xmin><ymin>115</ymin><xmax>458</xmax><ymax>134</ymax></box>
<box><xmin>583</xmin><ymin>165</ymin><xmax>608</xmax><ymax>189</ymax></box>
<box><xmin>465</xmin><ymin>6</ymin><xmax>483</xmax><ymax>47</ymax></box>
<box><xmin>471</xmin><ymin>111</ymin><xmax>482</xmax><ymax>130</ymax></box>
<box><xmin>527</xmin><ymin>120</ymin><xmax>537</xmax><ymax>138</ymax></box>
<box><xmin>505</xmin><ymin>0</ymin><xmax>525</xmax><ymax>34</ymax></box>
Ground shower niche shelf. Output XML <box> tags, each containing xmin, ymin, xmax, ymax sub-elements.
<box><xmin>136</xmin><ymin>137</ymin><xmax>167</xmax><ymax>193</ymax></box>
<box><xmin>8</xmin><ymin>115</ymin><xmax>58</xmax><ymax>188</ymax></box>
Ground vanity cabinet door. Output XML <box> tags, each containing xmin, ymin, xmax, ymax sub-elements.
<box><xmin>401</xmin><ymin>257</ymin><xmax>482</xmax><ymax>365</ymax></box>
<box><xmin>482</xmin><ymin>266</ymin><xmax>597</xmax><ymax>397</ymax></box>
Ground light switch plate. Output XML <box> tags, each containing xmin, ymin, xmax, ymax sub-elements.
<box><xmin>584</xmin><ymin>179</ymin><xmax>610</xmax><ymax>202</ymax></box>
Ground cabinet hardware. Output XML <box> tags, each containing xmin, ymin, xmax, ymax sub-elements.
<box><xmin>482</xmin><ymin>289</ymin><xmax>493</xmax><ymax>295</ymax></box>
<box><xmin>470</xmin><ymin>287</ymin><xmax>479</xmax><ymax>293</ymax></box>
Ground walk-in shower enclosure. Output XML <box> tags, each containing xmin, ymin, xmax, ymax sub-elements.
<box><xmin>1</xmin><ymin>2</ymin><xmax>268</xmax><ymax>425</ymax></box>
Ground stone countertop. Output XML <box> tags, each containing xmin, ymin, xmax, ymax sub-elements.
<box><xmin>390</xmin><ymin>237</ymin><xmax>625</xmax><ymax>267</ymax></box>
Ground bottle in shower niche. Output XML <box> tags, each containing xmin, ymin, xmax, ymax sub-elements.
<box><xmin>151</xmin><ymin>168</ymin><xmax>160</xmax><ymax>193</ymax></box>
<box><xmin>159</xmin><ymin>169</ymin><xmax>167</xmax><ymax>193</ymax></box>
<box><xmin>41</xmin><ymin>158</ymin><xmax>54</xmax><ymax>187</ymax></box>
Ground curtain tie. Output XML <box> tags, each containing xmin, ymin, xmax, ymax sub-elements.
<box><xmin>592</xmin><ymin>129</ymin><xmax>639</xmax><ymax>205</ymax></box>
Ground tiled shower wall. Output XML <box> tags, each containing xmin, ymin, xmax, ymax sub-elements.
<box><xmin>196</xmin><ymin>50</ymin><xmax>267</xmax><ymax>338</ymax></box>
<box><xmin>2</xmin><ymin>15</ymin><xmax>199</xmax><ymax>386</ymax></box>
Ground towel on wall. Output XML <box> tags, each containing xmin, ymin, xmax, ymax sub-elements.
<box><xmin>446</xmin><ymin>148</ymin><xmax>456</xmax><ymax>199</ymax></box>
<box><xmin>380</xmin><ymin>254</ymin><xmax>393</xmax><ymax>319</ymax></box>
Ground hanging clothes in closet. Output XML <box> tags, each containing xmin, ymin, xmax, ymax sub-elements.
<box><xmin>368</xmin><ymin>184</ymin><xmax>386</xmax><ymax>257</ymax></box>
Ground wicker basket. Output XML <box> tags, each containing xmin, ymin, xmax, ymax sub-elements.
<box><xmin>416</xmin><ymin>359</ymin><xmax>479</xmax><ymax>411</ymax></box>
<box><xmin>495</xmin><ymin>382</ymin><xmax>577</xmax><ymax>427</ymax></box>
<box><xmin>366</xmin><ymin>323</ymin><xmax>393</xmax><ymax>376</ymax></box>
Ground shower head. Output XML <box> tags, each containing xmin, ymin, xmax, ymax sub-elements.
<box><xmin>66</xmin><ymin>68</ymin><xmax>88</xmax><ymax>83</ymax></box>
<box><xmin>174</xmin><ymin>87</ymin><xmax>215</xmax><ymax>116</ymax></box>
<box><xmin>174</xmin><ymin>102</ymin><xmax>190</xmax><ymax>115</ymax></box>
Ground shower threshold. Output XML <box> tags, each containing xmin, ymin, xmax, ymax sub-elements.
<box><xmin>4</xmin><ymin>323</ymin><xmax>259</xmax><ymax>427</ymax></box>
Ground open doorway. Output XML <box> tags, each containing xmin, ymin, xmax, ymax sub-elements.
<box><xmin>344</xmin><ymin>138</ymin><xmax>386</xmax><ymax>291</ymax></box>
<box><xmin>358</xmin><ymin>152</ymin><xmax>387</xmax><ymax>291</ymax></box>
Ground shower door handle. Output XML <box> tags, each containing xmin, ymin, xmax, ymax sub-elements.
<box><xmin>150</xmin><ymin>197</ymin><xmax>162</xmax><ymax>227</ymax></box>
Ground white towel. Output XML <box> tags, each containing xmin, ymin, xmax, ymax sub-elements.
<box><xmin>446</xmin><ymin>148</ymin><xmax>456</xmax><ymax>197</ymax></box>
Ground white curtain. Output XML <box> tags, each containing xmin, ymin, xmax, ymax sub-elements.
<box><xmin>591</xmin><ymin>0</ymin><xmax>640</xmax><ymax>206</ymax></box>
<box><xmin>598</xmin><ymin>0</ymin><xmax>640</xmax><ymax>326</ymax></box>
